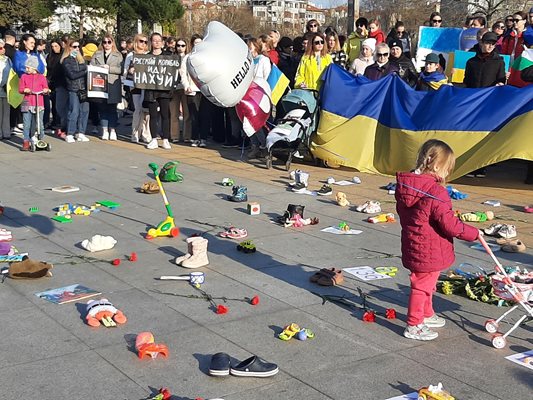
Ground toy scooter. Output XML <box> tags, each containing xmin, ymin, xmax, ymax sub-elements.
<box><xmin>145</xmin><ymin>162</ymin><xmax>179</xmax><ymax>239</ymax></box>
<box><xmin>30</xmin><ymin>91</ymin><xmax>51</xmax><ymax>152</ymax></box>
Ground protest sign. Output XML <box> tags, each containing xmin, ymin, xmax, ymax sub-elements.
<box><xmin>87</xmin><ymin>65</ymin><xmax>108</xmax><ymax>99</ymax></box>
<box><xmin>132</xmin><ymin>54</ymin><xmax>180</xmax><ymax>90</ymax></box>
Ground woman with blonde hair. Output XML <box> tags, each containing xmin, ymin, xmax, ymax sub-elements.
<box><xmin>326</xmin><ymin>31</ymin><xmax>347</xmax><ymax>69</ymax></box>
<box><xmin>294</xmin><ymin>33</ymin><xmax>332</xmax><ymax>90</ymax></box>
<box><xmin>90</xmin><ymin>34</ymin><xmax>123</xmax><ymax>140</ymax></box>
<box><xmin>123</xmin><ymin>33</ymin><xmax>151</xmax><ymax>143</ymax></box>
<box><xmin>261</xmin><ymin>33</ymin><xmax>279</xmax><ymax>65</ymax></box>
<box><xmin>61</xmin><ymin>39</ymin><xmax>90</xmax><ymax>143</ymax></box>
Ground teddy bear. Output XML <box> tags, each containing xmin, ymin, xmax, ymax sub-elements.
<box><xmin>335</xmin><ymin>192</ymin><xmax>350</xmax><ymax>207</ymax></box>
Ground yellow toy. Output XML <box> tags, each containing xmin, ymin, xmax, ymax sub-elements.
<box><xmin>418</xmin><ymin>383</ymin><xmax>455</xmax><ymax>400</ymax></box>
<box><xmin>55</xmin><ymin>203</ymin><xmax>99</xmax><ymax>217</ymax></box>
<box><xmin>145</xmin><ymin>163</ymin><xmax>179</xmax><ymax>240</ymax></box>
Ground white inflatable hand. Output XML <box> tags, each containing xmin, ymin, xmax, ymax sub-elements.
<box><xmin>187</xmin><ymin>21</ymin><xmax>253</xmax><ymax>107</ymax></box>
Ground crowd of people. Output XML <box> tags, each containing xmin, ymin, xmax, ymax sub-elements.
<box><xmin>0</xmin><ymin>9</ymin><xmax>532</xmax><ymax>181</ymax></box>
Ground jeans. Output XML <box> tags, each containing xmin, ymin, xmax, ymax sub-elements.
<box><xmin>187</xmin><ymin>93</ymin><xmax>202</xmax><ymax>140</ymax></box>
<box><xmin>148</xmin><ymin>97</ymin><xmax>170</xmax><ymax>140</ymax></box>
<box><xmin>0</xmin><ymin>97</ymin><xmax>10</xmax><ymax>138</ymax></box>
<box><xmin>98</xmin><ymin>102</ymin><xmax>118</xmax><ymax>129</ymax></box>
<box><xmin>131</xmin><ymin>93</ymin><xmax>151</xmax><ymax>142</ymax></box>
<box><xmin>22</xmin><ymin>110</ymin><xmax>44</xmax><ymax>141</ymax></box>
<box><xmin>55</xmin><ymin>86</ymin><xmax>68</xmax><ymax>131</ymax></box>
<box><xmin>169</xmin><ymin>89</ymin><xmax>190</xmax><ymax>140</ymax></box>
<box><xmin>67</xmin><ymin>91</ymin><xmax>89</xmax><ymax>135</ymax></box>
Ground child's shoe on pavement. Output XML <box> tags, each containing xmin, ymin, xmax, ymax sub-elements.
<box><xmin>228</xmin><ymin>186</ymin><xmax>248</xmax><ymax>202</ymax></box>
<box><xmin>423</xmin><ymin>314</ymin><xmax>446</xmax><ymax>328</ymax></box>
<box><xmin>404</xmin><ymin>324</ymin><xmax>438</xmax><ymax>341</ymax></box>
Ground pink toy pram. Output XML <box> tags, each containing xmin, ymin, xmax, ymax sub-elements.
<box><xmin>479</xmin><ymin>237</ymin><xmax>533</xmax><ymax>349</ymax></box>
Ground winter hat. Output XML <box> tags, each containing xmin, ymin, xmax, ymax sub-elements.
<box><xmin>388</xmin><ymin>39</ymin><xmax>402</xmax><ymax>50</ymax></box>
<box><xmin>25</xmin><ymin>55</ymin><xmax>39</xmax><ymax>70</ymax></box>
<box><xmin>523</xmin><ymin>27</ymin><xmax>533</xmax><ymax>47</ymax></box>
<box><xmin>278</xmin><ymin>36</ymin><xmax>293</xmax><ymax>50</ymax></box>
<box><xmin>481</xmin><ymin>31</ymin><xmax>498</xmax><ymax>44</ymax></box>
<box><xmin>361</xmin><ymin>38</ymin><xmax>376</xmax><ymax>52</ymax></box>
<box><xmin>82</xmin><ymin>43</ymin><xmax>98</xmax><ymax>61</ymax></box>
<box><xmin>424</xmin><ymin>53</ymin><xmax>440</xmax><ymax>63</ymax></box>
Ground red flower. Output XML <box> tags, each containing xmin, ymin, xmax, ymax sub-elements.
<box><xmin>159</xmin><ymin>388</ymin><xmax>171</xmax><ymax>400</ymax></box>
<box><xmin>129</xmin><ymin>252</ymin><xmax>138</xmax><ymax>262</ymax></box>
<box><xmin>250</xmin><ymin>295</ymin><xmax>260</xmax><ymax>305</ymax></box>
<box><xmin>216</xmin><ymin>304</ymin><xmax>229</xmax><ymax>314</ymax></box>
<box><xmin>385</xmin><ymin>308</ymin><xmax>396</xmax><ymax>319</ymax></box>
<box><xmin>111</xmin><ymin>258</ymin><xmax>121</xmax><ymax>266</ymax></box>
<box><xmin>362</xmin><ymin>310</ymin><xmax>376</xmax><ymax>322</ymax></box>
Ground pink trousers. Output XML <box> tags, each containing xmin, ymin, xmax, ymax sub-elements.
<box><xmin>407</xmin><ymin>270</ymin><xmax>440</xmax><ymax>326</ymax></box>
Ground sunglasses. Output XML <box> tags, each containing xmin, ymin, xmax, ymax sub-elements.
<box><xmin>494</xmin><ymin>25</ymin><xmax>505</xmax><ymax>29</ymax></box>
<box><xmin>138</xmin><ymin>39</ymin><xmax>148</xmax><ymax>44</ymax></box>
<box><xmin>103</xmin><ymin>40</ymin><xmax>112</xmax><ymax>44</ymax></box>
<box><xmin>377</xmin><ymin>53</ymin><xmax>389</xmax><ymax>57</ymax></box>
<box><xmin>71</xmin><ymin>45</ymin><xmax>79</xmax><ymax>48</ymax></box>
<box><xmin>513</xmin><ymin>19</ymin><xmax>523</xmax><ymax>22</ymax></box>
<box><xmin>314</xmin><ymin>40</ymin><xmax>324</xmax><ymax>45</ymax></box>
<box><xmin>177</xmin><ymin>44</ymin><xmax>186</xmax><ymax>47</ymax></box>
<box><xmin>308</xmin><ymin>24</ymin><xmax>318</xmax><ymax>28</ymax></box>
<box><xmin>506</xmin><ymin>18</ymin><xmax>513</xmax><ymax>21</ymax></box>
<box><xmin>432</xmin><ymin>19</ymin><xmax>442</xmax><ymax>23</ymax></box>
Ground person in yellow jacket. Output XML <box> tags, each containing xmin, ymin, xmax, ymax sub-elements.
<box><xmin>343</xmin><ymin>17</ymin><xmax>369</xmax><ymax>64</ymax></box>
<box><xmin>294</xmin><ymin>33</ymin><xmax>332</xmax><ymax>90</ymax></box>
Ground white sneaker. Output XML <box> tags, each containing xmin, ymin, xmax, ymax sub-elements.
<box><xmin>191</xmin><ymin>140</ymin><xmax>199</xmax><ymax>147</ymax></box>
<box><xmin>65</xmin><ymin>135</ymin><xmax>75</xmax><ymax>143</ymax></box>
<box><xmin>497</xmin><ymin>224</ymin><xmax>517</xmax><ymax>239</ymax></box>
<box><xmin>162</xmin><ymin>139</ymin><xmax>171</xmax><ymax>149</ymax></box>
<box><xmin>76</xmin><ymin>133</ymin><xmax>90</xmax><ymax>142</ymax></box>
<box><xmin>109</xmin><ymin>130</ymin><xmax>117</xmax><ymax>141</ymax></box>
<box><xmin>131</xmin><ymin>133</ymin><xmax>139</xmax><ymax>143</ymax></box>
<box><xmin>423</xmin><ymin>314</ymin><xmax>446</xmax><ymax>328</ymax></box>
<box><xmin>199</xmin><ymin>139</ymin><xmax>206</xmax><ymax>148</ymax></box>
<box><xmin>404</xmin><ymin>324</ymin><xmax>438</xmax><ymax>341</ymax></box>
<box><xmin>17</xmin><ymin>123</ymin><xmax>23</xmax><ymax>129</ymax></box>
<box><xmin>146</xmin><ymin>138</ymin><xmax>158</xmax><ymax>149</ymax></box>
<box><xmin>101</xmin><ymin>128</ymin><xmax>109</xmax><ymax>140</ymax></box>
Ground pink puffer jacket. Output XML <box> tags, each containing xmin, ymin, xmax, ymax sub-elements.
<box><xmin>395</xmin><ymin>172</ymin><xmax>479</xmax><ymax>273</ymax></box>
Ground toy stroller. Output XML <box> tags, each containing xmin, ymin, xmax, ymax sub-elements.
<box><xmin>30</xmin><ymin>91</ymin><xmax>51</xmax><ymax>152</ymax></box>
<box><xmin>479</xmin><ymin>236</ymin><xmax>533</xmax><ymax>349</ymax></box>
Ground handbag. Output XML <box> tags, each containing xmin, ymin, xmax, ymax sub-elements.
<box><xmin>77</xmin><ymin>89</ymin><xmax>88</xmax><ymax>102</ymax></box>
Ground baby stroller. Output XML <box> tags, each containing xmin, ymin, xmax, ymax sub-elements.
<box><xmin>479</xmin><ymin>237</ymin><xmax>533</xmax><ymax>349</ymax></box>
<box><xmin>265</xmin><ymin>89</ymin><xmax>318</xmax><ymax>171</ymax></box>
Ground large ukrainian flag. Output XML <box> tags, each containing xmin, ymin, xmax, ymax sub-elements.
<box><xmin>311</xmin><ymin>65</ymin><xmax>533</xmax><ymax>180</ymax></box>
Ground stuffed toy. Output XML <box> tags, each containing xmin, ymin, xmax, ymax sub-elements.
<box><xmin>460</xmin><ymin>211</ymin><xmax>494</xmax><ymax>222</ymax></box>
<box><xmin>7</xmin><ymin>258</ymin><xmax>53</xmax><ymax>279</ymax></box>
<box><xmin>81</xmin><ymin>235</ymin><xmax>117</xmax><ymax>252</ymax></box>
<box><xmin>284</xmin><ymin>214</ymin><xmax>319</xmax><ymax>228</ymax></box>
<box><xmin>85</xmin><ymin>298</ymin><xmax>127</xmax><ymax>327</ymax></box>
<box><xmin>336</xmin><ymin>192</ymin><xmax>350</xmax><ymax>207</ymax></box>
<box><xmin>140</xmin><ymin>181</ymin><xmax>159</xmax><ymax>194</ymax></box>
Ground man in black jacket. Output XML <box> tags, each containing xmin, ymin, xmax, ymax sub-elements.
<box><xmin>464</xmin><ymin>32</ymin><xmax>505</xmax><ymax>88</ymax></box>
<box><xmin>388</xmin><ymin>39</ymin><xmax>417</xmax><ymax>87</ymax></box>
<box><xmin>3</xmin><ymin>30</ymin><xmax>16</xmax><ymax>60</ymax></box>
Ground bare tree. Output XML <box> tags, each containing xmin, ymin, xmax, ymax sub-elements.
<box><xmin>441</xmin><ymin>0</ymin><xmax>529</xmax><ymax>26</ymax></box>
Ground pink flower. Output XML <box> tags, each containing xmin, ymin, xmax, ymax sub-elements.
<box><xmin>111</xmin><ymin>258</ymin><xmax>121</xmax><ymax>266</ymax></box>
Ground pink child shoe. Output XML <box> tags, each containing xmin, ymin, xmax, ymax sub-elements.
<box><xmin>219</xmin><ymin>227</ymin><xmax>248</xmax><ymax>239</ymax></box>
<box><xmin>525</xmin><ymin>206</ymin><xmax>533</xmax><ymax>213</ymax></box>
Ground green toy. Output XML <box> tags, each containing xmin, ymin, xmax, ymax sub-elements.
<box><xmin>159</xmin><ymin>161</ymin><xmax>183</xmax><ymax>183</ymax></box>
<box><xmin>51</xmin><ymin>215</ymin><xmax>72</xmax><ymax>224</ymax></box>
<box><xmin>237</xmin><ymin>240</ymin><xmax>256</xmax><ymax>253</ymax></box>
<box><xmin>146</xmin><ymin>162</ymin><xmax>180</xmax><ymax>239</ymax></box>
<box><xmin>96</xmin><ymin>200</ymin><xmax>121</xmax><ymax>209</ymax></box>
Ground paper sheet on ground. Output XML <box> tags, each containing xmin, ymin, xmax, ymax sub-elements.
<box><xmin>332</xmin><ymin>180</ymin><xmax>355</xmax><ymax>186</ymax></box>
<box><xmin>343</xmin><ymin>266</ymin><xmax>391</xmax><ymax>281</ymax></box>
<box><xmin>321</xmin><ymin>226</ymin><xmax>362</xmax><ymax>235</ymax></box>
<box><xmin>505</xmin><ymin>350</ymin><xmax>533</xmax><ymax>370</ymax></box>
<box><xmin>384</xmin><ymin>393</ymin><xmax>417</xmax><ymax>400</ymax></box>
<box><xmin>470</xmin><ymin>243</ymin><xmax>500</xmax><ymax>252</ymax></box>
<box><xmin>293</xmin><ymin>189</ymin><xmax>317</xmax><ymax>196</ymax></box>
